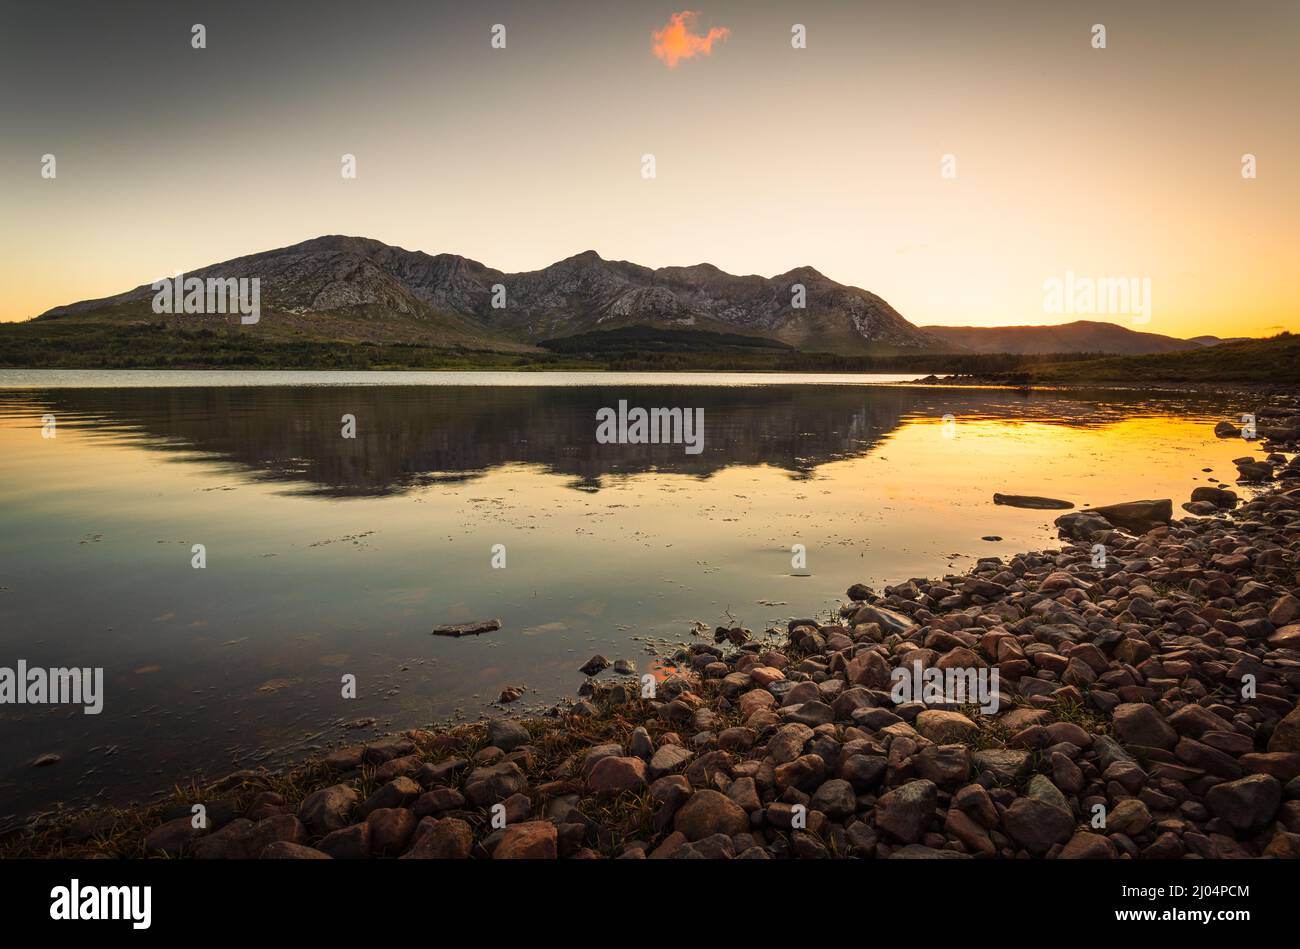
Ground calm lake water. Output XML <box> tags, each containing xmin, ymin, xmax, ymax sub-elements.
<box><xmin>0</xmin><ymin>371</ymin><xmax>1261</xmax><ymax>822</ymax></box>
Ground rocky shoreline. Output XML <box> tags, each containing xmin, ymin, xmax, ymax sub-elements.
<box><xmin>6</xmin><ymin>403</ymin><xmax>1300</xmax><ymax>860</ymax></box>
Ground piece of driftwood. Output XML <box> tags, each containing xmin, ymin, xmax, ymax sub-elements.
<box><xmin>432</xmin><ymin>618</ymin><xmax>502</xmax><ymax>637</ymax></box>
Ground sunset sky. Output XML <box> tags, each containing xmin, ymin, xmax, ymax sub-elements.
<box><xmin>1</xmin><ymin>0</ymin><xmax>1296</xmax><ymax>337</ymax></box>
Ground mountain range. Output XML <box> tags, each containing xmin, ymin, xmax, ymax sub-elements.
<box><xmin>35</xmin><ymin>235</ymin><xmax>936</xmax><ymax>354</ymax></box>
<box><xmin>31</xmin><ymin>236</ymin><xmax>1249</xmax><ymax>356</ymax></box>
<box><xmin>921</xmin><ymin>322</ymin><xmax>1246</xmax><ymax>355</ymax></box>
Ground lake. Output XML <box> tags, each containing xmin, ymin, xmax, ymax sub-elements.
<box><xmin>0</xmin><ymin>371</ymin><xmax>1260</xmax><ymax>823</ymax></box>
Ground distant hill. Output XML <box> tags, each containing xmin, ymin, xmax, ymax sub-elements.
<box><xmin>1186</xmin><ymin>334</ymin><xmax>1252</xmax><ymax>347</ymax></box>
<box><xmin>31</xmin><ymin>235</ymin><xmax>946</xmax><ymax>355</ymax></box>
<box><xmin>1025</xmin><ymin>333</ymin><xmax>1299</xmax><ymax>383</ymax></box>
<box><xmin>921</xmin><ymin>320</ymin><xmax>1209</xmax><ymax>355</ymax></box>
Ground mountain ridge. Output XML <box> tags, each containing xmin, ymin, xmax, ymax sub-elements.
<box><xmin>34</xmin><ymin>235</ymin><xmax>943</xmax><ymax>354</ymax></box>
<box><xmin>31</xmin><ymin>236</ymin><xmax>1257</xmax><ymax>357</ymax></box>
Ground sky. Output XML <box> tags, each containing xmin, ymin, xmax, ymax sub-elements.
<box><xmin>1</xmin><ymin>0</ymin><xmax>1296</xmax><ymax>338</ymax></box>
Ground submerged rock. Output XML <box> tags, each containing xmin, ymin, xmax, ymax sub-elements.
<box><xmin>993</xmin><ymin>493</ymin><xmax>1074</xmax><ymax>509</ymax></box>
<box><xmin>431</xmin><ymin>618</ymin><xmax>501</xmax><ymax>637</ymax></box>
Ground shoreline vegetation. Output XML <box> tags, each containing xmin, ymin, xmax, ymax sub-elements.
<box><xmin>4</xmin><ymin>399</ymin><xmax>1299</xmax><ymax>860</ymax></box>
<box><xmin>1</xmin><ymin>322</ymin><xmax>1295</xmax><ymax>386</ymax></box>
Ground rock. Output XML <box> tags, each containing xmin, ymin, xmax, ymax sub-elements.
<box><xmin>417</xmin><ymin>757</ymin><xmax>468</xmax><ymax>787</ymax></box>
<box><xmin>145</xmin><ymin>817</ymin><xmax>208</xmax><ymax>855</ymax></box>
<box><xmin>1264</xmin><ymin>831</ymin><xmax>1300</xmax><ymax>859</ymax></box>
<box><xmin>194</xmin><ymin>815</ymin><xmax>306</xmax><ymax>860</ymax></box>
<box><xmin>570</xmin><ymin>698</ymin><xmax>599</xmax><ymax>716</ymax></box>
<box><xmin>260</xmin><ymin>841</ymin><xmax>330</xmax><ymax>859</ymax></box>
<box><xmin>431</xmin><ymin>618</ymin><xmax>501</xmax><ymax>637</ymax></box>
<box><xmin>944</xmin><ymin>807</ymin><xmax>996</xmax><ymax>856</ymax></box>
<box><xmin>323</xmin><ymin>746</ymin><xmax>365</xmax><ymax>770</ymax></box>
<box><xmin>1269</xmin><ymin>706</ymin><xmax>1300</xmax><ymax>753</ymax></box>
<box><xmin>840</xmin><ymin>754</ymin><xmax>888</xmax><ymax>791</ymax></box>
<box><xmin>1091</xmin><ymin>735</ymin><xmax>1135</xmax><ymax>771</ymax></box>
<box><xmin>1268</xmin><ymin>596</ymin><xmax>1300</xmax><ymax>628</ymax></box>
<box><xmin>1236</xmin><ymin>459</ymin><xmax>1274</xmax><ymax>482</ymax></box>
<box><xmin>1205</xmin><ymin>774</ymin><xmax>1282</xmax><ymax>833</ymax></box>
<box><xmin>717</xmin><ymin>727</ymin><xmax>757</xmax><ymax>751</ymax></box>
<box><xmin>494</xmin><ymin>821</ymin><xmax>558</xmax><ymax>859</ymax></box>
<box><xmin>497</xmin><ymin>686</ymin><xmax>525</xmax><ymax>703</ymax></box>
<box><xmin>360</xmin><ymin>737</ymin><xmax>414</xmax><ymax>765</ymax></box>
<box><xmin>809</xmin><ymin>779</ymin><xmax>858</xmax><ymax>820</ymax></box>
<box><xmin>851</xmin><ymin>604</ymin><xmax>915</xmax><ymax>636</ymax></box>
<box><xmin>915</xmin><ymin>745</ymin><xmax>970</xmax><ymax>786</ymax></box>
<box><xmin>790</xmin><ymin>831</ymin><xmax>830</xmax><ymax>859</ymax></box>
<box><xmin>366</xmin><ymin>807</ymin><xmax>418</xmax><ymax>856</ymax></box>
<box><xmin>888</xmin><ymin>844</ymin><xmax>971</xmax><ymax>859</ymax></box>
<box><xmin>774</xmin><ymin>754</ymin><xmax>826</xmax><ymax>792</ymax></box>
<box><xmin>582</xmin><ymin>742</ymin><xmax>625</xmax><ymax>774</ymax></box>
<box><xmin>846</xmin><ymin>583</ymin><xmax>874</xmax><ymax>601</ymax></box>
<box><xmin>317</xmin><ymin>823</ymin><xmax>371</xmax><ymax>859</ymax></box>
<box><xmin>915</xmin><ymin>710</ymin><xmax>977</xmax><ymax>744</ymax></box>
<box><xmin>874</xmin><ymin>779</ymin><xmax>937</xmax><ymax>844</ymax></box>
<box><xmin>650</xmin><ymin>775</ymin><xmax>693</xmax><ymax>832</ymax></box>
<box><xmin>1083</xmin><ymin>499</ymin><xmax>1172</xmax><ymax>532</ymax></box>
<box><xmin>579</xmin><ymin>655</ymin><xmax>610</xmax><ymax>676</ymax></box>
<box><xmin>971</xmin><ymin>749</ymin><xmax>1030</xmax><ymax>783</ymax></box>
<box><xmin>769</xmin><ymin>723</ymin><xmax>814</xmax><ymax>764</ymax></box>
<box><xmin>401</xmin><ymin>817</ymin><xmax>473</xmax><ymax>859</ymax></box>
<box><xmin>373</xmin><ymin>755</ymin><xmax>422</xmax><ymax>784</ymax></box>
<box><xmin>1108</xmin><ymin>799</ymin><xmax>1152</xmax><ymax>836</ymax></box>
<box><xmin>298</xmin><ymin>784</ymin><xmax>358</xmax><ymax>836</ymax></box>
<box><xmin>649</xmin><ymin>744</ymin><xmax>694</xmax><ymax>779</ymax></box>
<box><xmin>953</xmin><ymin>783</ymin><xmax>998</xmax><ymax>829</ymax></box>
<box><xmin>488</xmin><ymin>718</ymin><xmax>531</xmax><ymax>752</ymax></box>
<box><xmin>784</xmin><ymin>700</ymin><xmax>834</xmax><ymax>727</ymax></box>
<box><xmin>1191</xmin><ymin>486</ymin><xmax>1238</xmax><ymax>508</ymax></box>
<box><xmin>726</xmin><ymin>776</ymin><xmax>762</xmax><ymax>812</ymax></box>
<box><xmin>630</xmin><ymin>726</ymin><xmax>654</xmax><ymax>759</ymax></box>
<box><xmin>1060</xmin><ymin>831</ymin><xmax>1115</xmax><ymax>859</ymax></box>
<box><xmin>357</xmin><ymin>777</ymin><xmax>421</xmax><ymax>819</ymax></box>
<box><xmin>1003</xmin><ymin>797</ymin><xmax>1074</xmax><ymax>855</ymax></box>
<box><xmin>993</xmin><ymin>494</ymin><xmax>1073</xmax><ymax>509</ymax></box>
<box><xmin>673</xmin><ymin>790</ymin><xmax>748</xmax><ymax>841</ymax></box>
<box><xmin>1051</xmin><ymin>752</ymin><xmax>1085</xmax><ymax>794</ymax></box>
<box><xmin>587</xmin><ymin>756</ymin><xmax>648</xmax><ymax>793</ymax></box>
<box><xmin>750</xmin><ymin>666</ymin><xmax>785</xmax><ymax>687</ymax></box>
<box><xmin>1270</xmin><ymin>625</ymin><xmax>1300</xmax><ymax>650</ymax></box>
<box><xmin>613</xmin><ymin>659</ymin><xmax>637</xmax><ymax>675</ymax></box>
<box><xmin>465</xmin><ymin>761</ymin><xmax>528</xmax><ymax>807</ymax></box>
<box><xmin>648</xmin><ymin>830</ymin><xmax>689</xmax><ymax>859</ymax></box>
<box><xmin>1026</xmin><ymin>774</ymin><xmax>1069</xmax><ymax>812</ymax></box>
<box><xmin>1168</xmin><ymin>703</ymin><xmax>1229</xmax><ymax>738</ymax></box>
<box><xmin>1113</xmin><ymin>703</ymin><xmax>1178</xmax><ymax>750</ymax></box>
<box><xmin>1055</xmin><ymin>511</ymin><xmax>1113</xmax><ymax>539</ymax></box>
